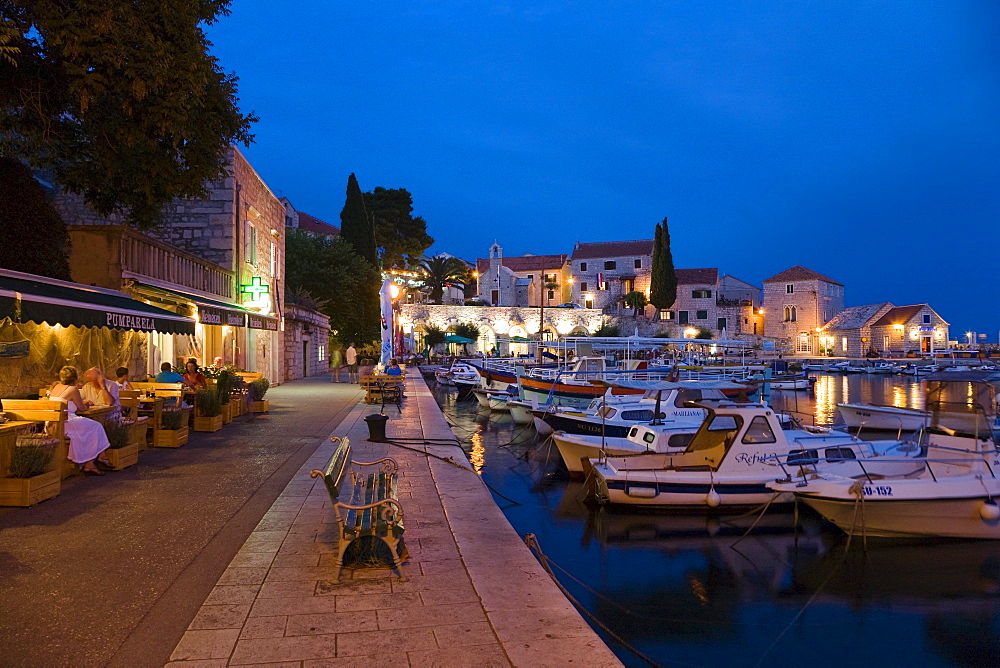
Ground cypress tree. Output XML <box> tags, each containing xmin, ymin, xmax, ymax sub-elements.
<box><xmin>339</xmin><ymin>173</ymin><xmax>377</xmax><ymax>267</ymax></box>
<box><xmin>649</xmin><ymin>218</ymin><xmax>677</xmax><ymax>310</ymax></box>
<box><xmin>0</xmin><ymin>158</ymin><xmax>72</xmax><ymax>280</ymax></box>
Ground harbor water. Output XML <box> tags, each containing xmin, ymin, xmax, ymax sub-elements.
<box><xmin>432</xmin><ymin>373</ymin><xmax>1000</xmax><ymax>667</ymax></box>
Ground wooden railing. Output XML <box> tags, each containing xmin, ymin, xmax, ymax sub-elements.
<box><xmin>120</xmin><ymin>231</ymin><xmax>234</xmax><ymax>299</ymax></box>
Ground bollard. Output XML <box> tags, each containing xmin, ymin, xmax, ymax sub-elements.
<box><xmin>364</xmin><ymin>413</ymin><xmax>389</xmax><ymax>442</ymax></box>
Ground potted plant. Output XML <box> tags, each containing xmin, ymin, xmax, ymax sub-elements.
<box><xmin>249</xmin><ymin>378</ymin><xmax>270</xmax><ymax>412</ymax></box>
<box><xmin>193</xmin><ymin>389</ymin><xmax>224</xmax><ymax>432</ymax></box>
<box><xmin>0</xmin><ymin>435</ymin><xmax>61</xmax><ymax>506</ymax></box>
<box><xmin>154</xmin><ymin>406</ymin><xmax>189</xmax><ymax>448</ymax></box>
<box><xmin>103</xmin><ymin>419</ymin><xmax>139</xmax><ymax>470</ymax></box>
<box><xmin>216</xmin><ymin>370</ymin><xmax>235</xmax><ymax>423</ymax></box>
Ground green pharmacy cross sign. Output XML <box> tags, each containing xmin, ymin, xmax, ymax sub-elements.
<box><xmin>241</xmin><ymin>276</ymin><xmax>271</xmax><ymax>310</ymax></box>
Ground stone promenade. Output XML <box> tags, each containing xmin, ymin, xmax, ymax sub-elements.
<box><xmin>168</xmin><ymin>370</ymin><xmax>621</xmax><ymax>666</ymax></box>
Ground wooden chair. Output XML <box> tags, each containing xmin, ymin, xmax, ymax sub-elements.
<box><xmin>119</xmin><ymin>391</ymin><xmax>151</xmax><ymax>448</ymax></box>
<box><xmin>1</xmin><ymin>400</ymin><xmax>72</xmax><ymax>479</ymax></box>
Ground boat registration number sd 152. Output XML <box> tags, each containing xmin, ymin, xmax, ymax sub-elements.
<box><xmin>862</xmin><ymin>485</ymin><xmax>893</xmax><ymax>496</ymax></box>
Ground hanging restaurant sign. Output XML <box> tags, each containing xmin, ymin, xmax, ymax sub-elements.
<box><xmin>247</xmin><ymin>313</ymin><xmax>279</xmax><ymax>331</ymax></box>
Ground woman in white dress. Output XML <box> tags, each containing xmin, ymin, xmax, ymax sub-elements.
<box><xmin>49</xmin><ymin>366</ymin><xmax>113</xmax><ymax>476</ymax></box>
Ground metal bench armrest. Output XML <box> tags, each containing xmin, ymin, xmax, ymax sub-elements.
<box><xmin>350</xmin><ymin>457</ymin><xmax>399</xmax><ymax>475</ymax></box>
<box><xmin>333</xmin><ymin>498</ymin><xmax>404</xmax><ymax>526</ymax></box>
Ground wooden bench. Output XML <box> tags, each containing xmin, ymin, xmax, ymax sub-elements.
<box><xmin>361</xmin><ymin>375</ymin><xmax>405</xmax><ymax>405</ymax></box>
<box><xmin>310</xmin><ymin>436</ymin><xmax>407</xmax><ymax>581</ymax></box>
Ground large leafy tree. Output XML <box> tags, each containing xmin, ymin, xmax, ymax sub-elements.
<box><xmin>364</xmin><ymin>187</ymin><xmax>433</xmax><ymax>269</ymax></box>
<box><xmin>650</xmin><ymin>218</ymin><xmax>678</xmax><ymax>310</ymax></box>
<box><xmin>624</xmin><ymin>290</ymin><xmax>647</xmax><ymax>316</ymax></box>
<box><xmin>0</xmin><ymin>2</ymin><xmax>255</xmax><ymax>229</ymax></box>
<box><xmin>418</xmin><ymin>255</ymin><xmax>467</xmax><ymax>304</ymax></box>
<box><xmin>339</xmin><ymin>173</ymin><xmax>377</xmax><ymax>267</ymax></box>
<box><xmin>284</xmin><ymin>229</ymin><xmax>380</xmax><ymax>344</ymax></box>
<box><xmin>0</xmin><ymin>157</ymin><xmax>71</xmax><ymax>279</ymax></box>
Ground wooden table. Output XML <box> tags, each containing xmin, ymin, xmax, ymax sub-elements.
<box><xmin>77</xmin><ymin>405</ymin><xmax>115</xmax><ymax>425</ymax></box>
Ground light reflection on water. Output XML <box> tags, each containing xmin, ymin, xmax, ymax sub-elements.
<box><xmin>769</xmin><ymin>372</ymin><xmax>926</xmax><ymax>426</ymax></box>
<box><xmin>430</xmin><ymin>377</ymin><xmax>1000</xmax><ymax>667</ymax></box>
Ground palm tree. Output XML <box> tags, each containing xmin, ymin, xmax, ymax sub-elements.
<box><xmin>418</xmin><ymin>255</ymin><xmax>468</xmax><ymax>304</ymax></box>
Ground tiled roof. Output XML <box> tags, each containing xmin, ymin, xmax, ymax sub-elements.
<box><xmin>820</xmin><ymin>303</ymin><xmax>892</xmax><ymax>331</ymax></box>
<box><xmin>763</xmin><ymin>265</ymin><xmax>842</xmax><ymax>286</ymax></box>
<box><xmin>297</xmin><ymin>212</ymin><xmax>340</xmax><ymax>236</ymax></box>
<box><xmin>872</xmin><ymin>304</ymin><xmax>930</xmax><ymax>327</ymax></box>
<box><xmin>475</xmin><ymin>254</ymin><xmax>568</xmax><ymax>275</ymax></box>
<box><xmin>571</xmin><ymin>239</ymin><xmax>654</xmax><ymax>260</ymax></box>
<box><xmin>675</xmin><ymin>268</ymin><xmax>718</xmax><ymax>285</ymax></box>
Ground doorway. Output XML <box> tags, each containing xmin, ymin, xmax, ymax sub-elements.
<box><xmin>303</xmin><ymin>340</ymin><xmax>309</xmax><ymax>377</ymax></box>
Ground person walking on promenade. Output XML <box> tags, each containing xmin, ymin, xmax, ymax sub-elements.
<box><xmin>330</xmin><ymin>345</ymin><xmax>343</xmax><ymax>383</ymax></box>
<box><xmin>345</xmin><ymin>342</ymin><xmax>358</xmax><ymax>383</ymax></box>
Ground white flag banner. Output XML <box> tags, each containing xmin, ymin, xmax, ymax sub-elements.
<box><xmin>379</xmin><ymin>278</ymin><xmax>393</xmax><ymax>368</ymax></box>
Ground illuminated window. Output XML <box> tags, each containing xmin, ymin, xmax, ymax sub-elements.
<box><xmin>660</xmin><ymin>310</ymin><xmax>674</xmax><ymax>320</ymax></box>
<box><xmin>842</xmin><ymin>337</ymin><xmax>848</xmax><ymax>351</ymax></box>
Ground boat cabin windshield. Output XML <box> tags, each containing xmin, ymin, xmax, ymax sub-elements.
<box><xmin>687</xmin><ymin>413</ymin><xmax>743</xmax><ymax>452</ymax></box>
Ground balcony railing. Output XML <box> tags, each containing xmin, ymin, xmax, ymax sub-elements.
<box><xmin>120</xmin><ymin>231</ymin><xmax>234</xmax><ymax>298</ymax></box>
<box><xmin>716</xmin><ymin>298</ymin><xmax>754</xmax><ymax>307</ymax></box>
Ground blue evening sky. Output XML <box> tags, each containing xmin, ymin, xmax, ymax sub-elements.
<box><xmin>206</xmin><ymin>2</ymin><xmax>1000</xmax><ymax>341</ymax></box>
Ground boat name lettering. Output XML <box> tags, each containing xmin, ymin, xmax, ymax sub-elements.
<box><xmin>734</xmin><ymin>452</ymin><xmax>769</xmax><ymax>466</ymax></box>
<box><xmin>863</xmin><ymin>486</ymin><xmax>893</xmax><ymax>497</ymax></box>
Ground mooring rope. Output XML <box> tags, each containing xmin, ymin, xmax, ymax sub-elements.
<box><xmin>523</xmin><ymin>533</ymin><xmax>669</xmax><ymax>668</ymax></box>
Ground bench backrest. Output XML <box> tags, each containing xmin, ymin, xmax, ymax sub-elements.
<box><xmin>2</xmin><ymin>400</ymin><xmax>69</xmax><ymax>448</ymax></box>
<box><xmin>236</xmin><ymin>372</ymin><xmax>263</xmax><ymax>383</ymax></box>
<box><xmin>310</xmin><ymin>436</ymin><xmax>351</xmax><ymax>501</ymax></box>
<box><xmin>132</xmin><ymin>382</ymin><xmax>184</xmax><ymax>400</ymax></box>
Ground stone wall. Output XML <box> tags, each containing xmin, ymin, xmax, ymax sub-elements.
<box><xmin>398</xmin><ymin>304</ymin><xmax>604</xmax><ymax>347</ymax></box>
<box><xmin>283</xmin><ymin>305</ymin><xmax>331</xmax><ymax>381</ymax></box>
<box><xmin>763</xmin><ymin>278</ymin><xmax>844</xmax><ymax>351</ymax></box>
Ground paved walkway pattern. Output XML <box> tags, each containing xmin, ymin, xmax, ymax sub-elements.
<box><xmin>169</xmin><ymin>371</ymin><xmax>621</xmax><ymax>666</ymax></box>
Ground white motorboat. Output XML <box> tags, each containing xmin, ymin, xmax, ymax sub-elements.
<box><xmin>865</xmin><ymin>362</ymin><xmax>901</xmax><ymax>374</ymax></box>
<box><xmin>769</xmin><ymin>377</ymin><xmax>810</xmax><ymax>391</ymax></box>
<box><xmin>434</xmin><ymin>361</ymin><xmax>480</xmax><ymax>387</ymax></box>
<box><xmin>472</xmin><ymin>387</ymin><xmax>515</xmax><ymax>411</ymax></box>
<box><xmin>588</xmin><ymin>400</ymin><xmax>898</xmax><ymax>509</ymax></box>
<box><xmin>507</xmin><ymin>399</ymin><xmax>535</xmax><ymax>425</ymax></box>
<box><xmin>768</xmin><ymin>432</ymin><xmax>1000</xmax><ymax>539</ymax></box>
<box><xmin>530</xmin><ymin>383</ymin><xmax>730</xmax><ymax>439</ymax></box>
<box><xmin>553</xmin><ymin>423</ymin><xmax>700</xmax><ymax>476</ymax></box>
<box><xmin>838</xmin><ymin>369</ymin><xmax>1000</xmax><ymax>439</ymax></box>
<box><xmin>836</xmin><ymin>403</ymin><xmax>931</xmax><ymax>432</ymax></box>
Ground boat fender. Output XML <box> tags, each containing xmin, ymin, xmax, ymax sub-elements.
<box><xmin>706</xmin><ymin>488</ymin><xmax>721</xmax><ymax>508</ymax></box>
<box><xmin>981</xmin><ymin>499</ymin><xmax>1000</xmax><ymax>521</ymax></box>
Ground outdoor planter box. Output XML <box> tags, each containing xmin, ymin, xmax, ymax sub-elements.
<box><xmin>221</xmin><ymin>403</ymin><xmax>232</xmax><ymax>424</ymax></box>
<box><xmin>193</xmin><ymin>415</ymin><xmax>224</xmax><ymax>432</ymax></box>
<box><xmin>154</xmin><ymin>426</ymin><xmax>189</xmax><ymax>448</ymax></box>
<box><xmin>230</xmin><ymin>396</ymin><xmax>245</xmax><ymax>417</ymax></box>
<box><xmin>0</xmin><ymin>470</ymin><xmax>61</xmax><ymax>507</ymax></box>
<box><xmin>250</xmin><ymin>400</ymin><xmax>269</xmax><ymax>413</ymax></box>
<box><xmin>127</xmin><ymin>419</ymin><xmax>149</xmax><ymax>451</ymax></box>
<box><xmin>105</xmin><ymin>443</ymin><xmax>139</xmax><ymax>471</ymax></box>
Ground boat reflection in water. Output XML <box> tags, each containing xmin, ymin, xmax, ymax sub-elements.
<box><xmin>432</xmin><ymin>374</ymin><xmax>1000</xmax><ymax>667</ymax></box>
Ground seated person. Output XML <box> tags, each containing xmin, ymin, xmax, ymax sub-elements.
<box><xmin>183</xmin><ymin>360</ymin><xmax>208</xmax><ymax>390</ymax></box>
<box><xmin>385</xmin><ymin>359</ymin><xmax>403</xmax><ymax>377</ymax></box>
<box><xmin>358</xmin><ymin>358</ymin><xmax>375</xmax><ymax>379</ymax></box>
<box><xmin>154</xmin><ymin>361</ymin><xmax>185</xmax><ymax>384</ymax></box>
<box><xmin>80</xmin><ymin>367</ymin><xmax>122</xmax><ymax>421</ymax></box>
<box><xmin>114</xmin><ymin>367</ymin><xmax>133</xmax><ymax>391</ymax></box>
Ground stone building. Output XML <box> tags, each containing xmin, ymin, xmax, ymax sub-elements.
<box><xmin>762</xmin><ymin>266</ymin><xmax>845</xmax><ymax>354</ymax></box>
<box><xmin>398</xmin><ymin>304</ymin><xmax>602</xmax><ymax>356</ymax></box>
<box><xmin>817</xmin><ymin>303</ymin><xmax>894</xmax><ymax>357</ymax></box>
<box><xmin>282</xmin><ymin>304</ymin><xmax>331</xmax><ymax>381</ymax></box>
<box><xmin>870</xmin><ymin>304</ymin><xmax>949</xmax><ymax>356</ymax></box>
<box><xmin>569</xmin><ymin>239</ymin><xmax>653</xmax><ymax>311</ymax></box>
<box><xmin>282</xmin><ymin>198</ymin><xmax>340</xmax><ymax>237</ymax></box>
<box><xmin>52</xmin><ymin>147</ymin><xmax>289</xmax><ymax>383</ymax></box>
<box><xmin>475</xmin><ymin>243</ymin><xmax>570</xmax><ymax>307</ymax></box>
<box><xmin>650</xmin><ymin>270</ymin><xmax>762</xmax><ymax>338</ymax></box>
